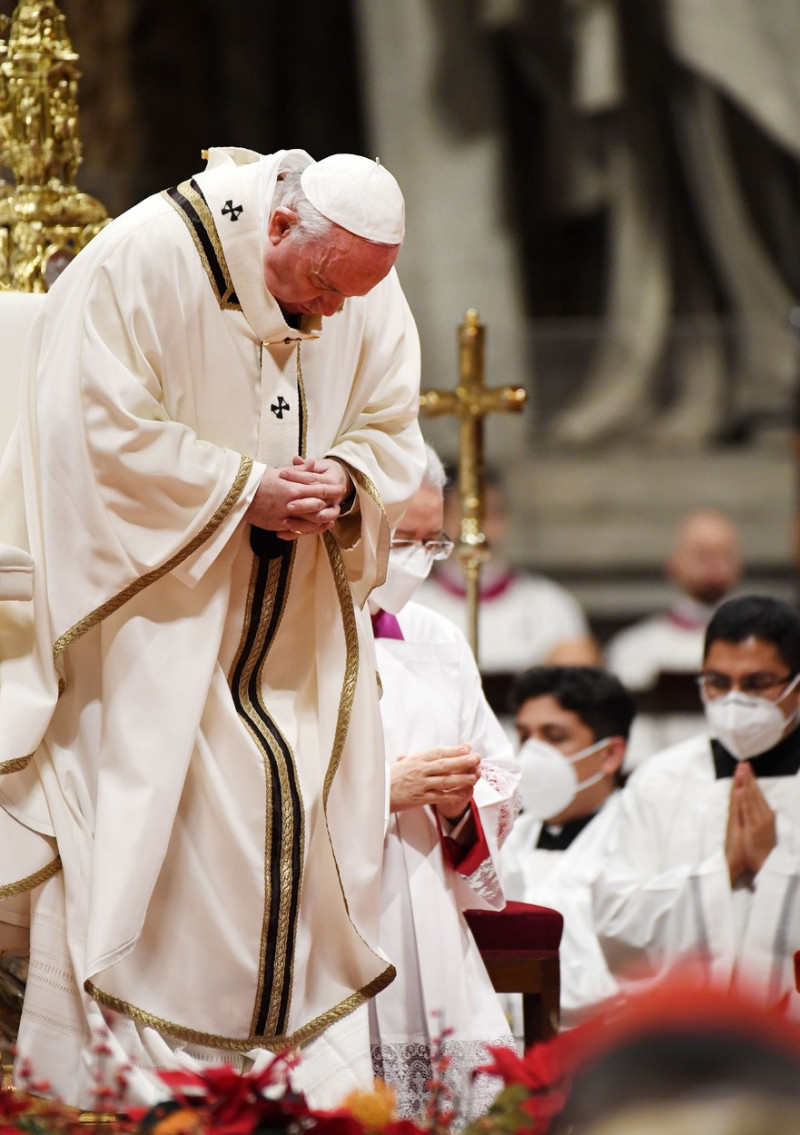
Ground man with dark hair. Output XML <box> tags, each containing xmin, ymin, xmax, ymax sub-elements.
<box><xmin>500</xmin><ymin>665</ymin><xmax>634</xmax><ymax>1026</ymax></box>
<box><xmin>592</xmin><ymin>594</ymin><xmax>800</xmax><ymax>1014</ymax></box>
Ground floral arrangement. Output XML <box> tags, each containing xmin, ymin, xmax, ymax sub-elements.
<box><xmin>0</xmin><ymin>1030</ymin><xmax>578</xmax><ymax>1135</ymax></box>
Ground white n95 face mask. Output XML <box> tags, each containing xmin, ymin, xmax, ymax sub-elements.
<box><xmin>518</xmin><ymin>737</ymin><xmax>609</xmax><ymax>821</ymax></box>
<box><xmin>703</xmin><ymin>675</ymin><xmax>800</xmax><ymax>761</ymax></box>
<box><xmin>370</xmin><ymin>543</ymin><xmax>433</xmax><ymax>614</ymax></box>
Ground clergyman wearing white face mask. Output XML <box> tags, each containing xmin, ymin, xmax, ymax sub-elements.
<box><xmin>367</xmin><ymin>444</ymin><xmax>521</xmax><ymax>1121</ymax></box>
<box><xmin>591</xmin><ymin>595</ymin><xmax>800</xmax><ymax>1017</ymax></box>
<box><xmin>498</xmin><ymin>666</ymin><xmax>635</xmax><ymax>1028</ymax></box>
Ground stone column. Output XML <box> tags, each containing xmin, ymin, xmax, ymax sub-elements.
<box><xmin>353</xmin><ymin>0</ymin><xmax>531</xmax><ymax>460</ymax></box>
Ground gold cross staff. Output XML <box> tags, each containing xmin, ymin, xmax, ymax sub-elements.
<box><xmin>420</xmin><ymin>309</ymin><xmax>526</xmax><ymax>661</ymax></box>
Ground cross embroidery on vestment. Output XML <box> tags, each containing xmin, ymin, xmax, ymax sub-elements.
<box><xmin>271</xmin><ymin>396</ymin><xmax>290</xmax><ymax>419</ymax></box>
<box><xmin>222</xmin><ymin>200</ymin><xmax>244</xmax><ymax>222</ymax></box>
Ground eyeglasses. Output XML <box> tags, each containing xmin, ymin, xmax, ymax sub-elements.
<box><xmin>696</xmin><ymin>671</ymin><xmax>796</xmax><ymax>699</ymax></box>
<box><xmin>389</xmin><ymin>534</ymin><xmax>454</xmax><ymax>562</ymax></box>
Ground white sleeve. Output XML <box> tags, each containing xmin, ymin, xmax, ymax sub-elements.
<box><xmin>591</xmin><ymin>776</ymin><xmax>737</xmax><ymax>980</ymax></box>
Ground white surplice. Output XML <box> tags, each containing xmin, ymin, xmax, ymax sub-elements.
<box><xmin>416</xmin><ymin>569</ymin><xmax>589</xmax><ymax>675</ymax></box>
<box><xmin>500</xmin><ymin>799</ymin><xmax>623</xmax><ymax>1029</ymax></box>
<box><xmin>370</xmin><ymin>602</ymin><xmax>520</xmax><ymax>1122</ymax></box>
<box><xmin>591</xmin><ymin>732</ymin><xmax>800</xmax><ymax>1015</ymax></box>
<box><xmin>0</xmin><ymin>146</ymin><xmax>425</xmax><ymax>1108</ymax></box>
<box><xmin>605</xmin><ymin>602</ymin><xmax>710</xmax><ymax>769</ymax></box>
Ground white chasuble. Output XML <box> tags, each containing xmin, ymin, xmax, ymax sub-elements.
<box><xmin>370</xmin><ymin>602</ymin><xmax>520</xmax><ymax>1123</ymax></box>
<box><xmin>0</xmin><ymin>146</ymin><xmax>425</xmax><ymax>1108</ymax></box>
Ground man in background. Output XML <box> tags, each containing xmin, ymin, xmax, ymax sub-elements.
<box><xmin>593</xmin><ymin>595</ymin><xmax>800</xmax><ymax>1017</ymax></box>
<box><xmin>416</xmin><ymin>468</ymin><xmax>599</xmax><ymax>675</ymax></box>
<box><xmin>369</xmin><ymin>444</ymin><xmax>519</xmax><ymax>1121</ymax></box>
<box><xmin>606</xmin><ymin>507</ymin><xmax>743</xmax><ymax>767</ymax></box>
<box><xmin>500</xmin><ymin>665</ymin><xmax>633</xmax><ymax>1027</ymax></box>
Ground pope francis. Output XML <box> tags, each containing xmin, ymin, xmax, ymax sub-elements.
<box><xmin>0</xmin><ymin>146</ymin><xmax>425</xmax><ymax>1108</ymax></box>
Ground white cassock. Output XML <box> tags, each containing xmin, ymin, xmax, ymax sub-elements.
<box><xmin>370</xmin><ymin>602</ymin><xmax>520</xmax><ymax>1122</ymax></box>
<box><xmin>415</xmin><ymin>567</ymin><xmax>589</xmax><ymax>675</ymax></box>
<box><xmin>591</xmin><ymin>730</ymin><xmax>800</xmax><ymax>1015</ymax></box>
<box><xmin>499</xmin><ymin>800</ymin><xmax>622</xmax><ymax>1030</ymax></box>
<box><xmin>605</xmin><ymin>602</ymin><xmax>710</xmax><ymax>769</ymax></box>
<box><xmin>0</xmin><ymin>146</ymin><xmax>426</xmax><ymax>1109</ymax></box>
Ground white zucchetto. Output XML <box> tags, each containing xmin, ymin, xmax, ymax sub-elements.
<box><xmin>301</xmin><ymin>154</ymin><xmax>405</xmax><ymax>245</ymax></box>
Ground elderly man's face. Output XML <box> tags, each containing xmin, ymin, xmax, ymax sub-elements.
<box><xmin>263</xmin><ymin>206</ymin><xmax>399</xmax><ymax>317</ymax></box>
<box><xmin>667</xmin><ymin>511</ymin><xmax>742</xmax><ymax>607</ymax></box>
<box><xmin>394</xmin><ymin>484</ymin><xmax>444</xmax><ymax>546</ymax></box>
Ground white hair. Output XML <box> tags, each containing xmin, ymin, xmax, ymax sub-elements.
<box><xmin>273</xmin><ymin>168</ymin><xmax>333</xmax><ymax>244</ymax></box>
<box><xmin>421</xmin><ymin>442</ymin><xmax>447</xmax><ymax>491</ymax></box>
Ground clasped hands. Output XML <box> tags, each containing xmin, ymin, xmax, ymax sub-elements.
<box><xmin>246</xmin><ymin>455</ymin><xmax>353</xmax><ymax>539</ymax></box>
<box><xmin>725</xmin><ymin>761</ymin><xmax>777</xmax><ymax>885</ymax></box>
<box><xmin>390</xmin><ymin>744</ymin><xmax>481</xmax><ymax>822</ymax></box>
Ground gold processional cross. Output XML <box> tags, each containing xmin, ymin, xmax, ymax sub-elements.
<box><xmin>420</xmin><ymin>308</ymin><xmax>526</xmax><ymax>662</ymax></box>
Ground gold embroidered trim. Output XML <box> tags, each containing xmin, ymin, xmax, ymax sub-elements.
<box><xmin>162</xmin><ymin>180</ymin><xmax>241</xmax><ymax>312</ymax></box>
<box><xmin>321</xmin><ymin>532</ymin><xmax>359</xmax><ymax>810</ymax></box>
<box><xmin>231</xmin><ymin>550</ymin><xmax>304</xmax><ymax>1039</ymax></box>
<box><xmin>0</xmin><ymin>854</ymin><xmax>61</xmax><ymax>899</ymax></box>
<box><xmin>348</xmin><ymin>467</ymin><xmax>387</xmax><ymax>522</ymax></box>
<box><xmin>53</xmin><ymin>456</ymin><xmax>253</xmax><ymax>657</ymax></box>
<box><xmin>0</xmin><ymin>756</ymin><xmax>31</xmax><ymax>775</ymax></box>
<box><xmin>346</xmin><ymin>465</ymin><xmax>391</xmax><ymax>583</ymax></box>
<box><xmin>85</xmin><ymin>962</ymin><xmax>396</xmax><ymax>1053</ymax></box>
<box><xmin>240</xmin><ymin>558</ymin><xmax>281</xmax><ymax>1035</ymax></box>
<box><xmin>320</xmin><ymin>536</ymin><xmax>392</xmax><ymax>985</ymax></box>
<box><xmin>296</xmin><ymin>344</ymin><xmax>308</xmax><ymax>457</ymax></box>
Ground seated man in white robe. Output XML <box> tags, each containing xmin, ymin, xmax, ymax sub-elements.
<box><xmin>592</xmin><ymin>595</ymin><xmax>800</xmax><ymax>1015</ymax></box>
<box><xmin>606</xmin><ymin>508</ymin><xmax>743</xmax><ymax>769</ymax></box>
<box><xmin>368</xmin><ymin>445</ymin><xmax>520</xmax><ymax>1123</ymax></box>
<box><xmin>499</xmin><ymin>665</ymin><xmax>634</xmax><ymax>1027</ymax></box>
<box><xmin>0</xmin><ymin>147</ymin><xmax>425</xmax><ymax>1109</ymax></box>
<box><xmin>416</xmin><ymin>469</ymin><xmax>599</xmax><ymax>676</ymax></box>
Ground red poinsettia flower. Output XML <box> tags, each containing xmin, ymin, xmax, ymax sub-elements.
<box><xmin>146</xmin><ymin>1056</ymin><xmax>304</xmax><ymax>1135</ymax></box>
<box><xmin>478</xmin><ymin>1024</ymin><xmax>590</xmax><ymax>1092</ymax></box>
<box><xmin>303</xmin><ymin>1112</ymin><xmax>366</xmax><ymax>1135</ymax></box>
<box><xmin>0</xmin><ymin>1089</ymin><xmax>32</xmax><ymax>1120</ymax></box>
<box><xmin>383</xmin><ymin>1119</ymin><xmax>432</xmax><ymax>1135</ymax></box>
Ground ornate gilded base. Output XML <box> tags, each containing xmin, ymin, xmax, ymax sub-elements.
<box><xmin>0</xmin><ymin>2</ymin><xmax>111</xmax><ymax>291</ymax></box>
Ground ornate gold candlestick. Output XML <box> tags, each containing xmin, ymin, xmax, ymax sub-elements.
<box><xmin>0</xmin><ymin>0</ymin><xmax>109</xmax><ymax>291</ymax></box>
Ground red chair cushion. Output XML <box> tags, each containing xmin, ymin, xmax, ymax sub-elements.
<box><xmin>464</xmin><ymin>900</ymin><xmax>563</xmax><ymax>954</ymax></box>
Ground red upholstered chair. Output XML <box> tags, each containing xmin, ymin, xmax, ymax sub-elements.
<box><xmin>465</xmin><ymin>900</ymin><xmax>563</xmax><ymax>1048</ymax></box>
<box><xmin>794</xmin><ymin>949</ymin><xmax>800</xmax><ymax>992</ymax></box>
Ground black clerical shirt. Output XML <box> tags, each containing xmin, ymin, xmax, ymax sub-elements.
<box><xmin>712</xmin><ymin>722</ymin><xmax>800</xmax><ymax>780</ymax></box>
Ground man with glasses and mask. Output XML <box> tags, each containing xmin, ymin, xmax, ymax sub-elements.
<box><xmin>591</xmin><ymin>595</ymin><xmax>800</xmax><ymax>1014</ymax></box>
<box><xmin>368</xmin><ymin>444</ymin><xmax>520</xmax><ymax>1122</ymax></box>
<box><xmin>499</xmin><ymin>666</ymin><xmax>634</xmax><ymax>1027</ymax></box>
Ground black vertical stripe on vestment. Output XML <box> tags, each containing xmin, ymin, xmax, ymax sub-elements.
<box><xmin>163</xmin><ymin>179</ymin><xmax>240</xmax><ymax>309</ymax></box>
<box><xmin>230</xmin><ymin>542</ymin><xmax>303</xmax><ymax>1040</ymax></box>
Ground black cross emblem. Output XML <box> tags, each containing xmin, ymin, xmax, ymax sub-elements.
<box><xmin>271</xmin><ymin>396</ymin><xmax>290</xmax><ymax>419</ymax></box>
<box><xmin>222</xmin><ymin>199</ymin><xmax>244</xmax><ymax>222</ymax></box>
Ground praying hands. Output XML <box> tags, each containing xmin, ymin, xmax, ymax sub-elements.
<box><xmin>246</xmin><ymin>455</ymin><xmax>354</xmax><ymax>537</ymax></box>
<box><xmin>725</xmin><ymin>761</ymin><xmax>777</xmax><ymax>885</ymax></box>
